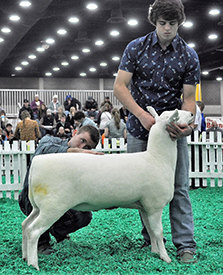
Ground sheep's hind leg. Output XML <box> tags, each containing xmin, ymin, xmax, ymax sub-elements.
<box><xmin>22</xmin><ymin>207</ymin><xmax>39</xmax><ymax>261</ymax></box>
<box><xmin>140</xmin><ymin>208</ymin><xmax>171</xmax><ymax>263</ymax></box>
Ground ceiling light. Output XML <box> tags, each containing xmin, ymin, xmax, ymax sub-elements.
<box><xmin>100</xmin><ymin>62</ymin><xmax>107</xmax><ymax>67</ymax></box>
<box><xmin>128</xmin><ymin>19</ymin><xmax>138</xmax><ymax>26</ymax></box>
<box><xmin>68</xmin><ymin>17</ymin><xmax>79</xmax><ymax>23</ymax></box>
<box><xmin>9</xmin><ymin>15</ymin><xmax>20</xmax><ymax>21</ymax></box>
<box><xmin>53</xmin><ymin>67</ymin><xmax>60</xmax><ymax>71</ymax></box>
<box><xmin>45</xmin><ymin>38</ymin><xmax>55</xmax><ymax>44</ymax></box>
<box><xmin>86</xmin><ymin>3</ymin><xmax>98</xmax><ymax>10</ymax></box>
<box><xmin>36</xmin><ymin>47</ymin><xmax>45</xmax><ymax>52</ymax></box>
<box><xmin>110</xmin><ymin>30</ymin><xmax>120</xmax><ymax>36</ymax></box>
<box><xmin>0</xmin><ymin>38</ymin><xmax>4</xmax><ymax>42</ymax></box>
<box><xmin>1</xmin><ymin>27</ymin><xmax>11</xmax><ymax>33</ymax></box>
<box><xmin>89</xmin><ymin>67</ymin><xmax>96</xmax><ymax>72</ymax></box>
<box><xmin>95</xmin><ymin>40</ymin><xmax>104</xmax><ymax>46</ymax></box>
<box><xmin>202</xmin><ymin>71</ymin><xmax>209</xmax><ymax>75</ymax></box>
<box><xmin>19</xmin><ymin>1</ymin><xmax>31</xmax><ymax>7</ymax></box>
<box><xmin>61</xmin><ymin>62</ymin><xmax>69</xmax><ymax>66</ymax></box>
<box><xmin>188</xmin><ymin>43</ymin><xmax>195</xmax><ymax>48</ymax></box>
<box><xmin>28</xmin><ymin>54</ymin><xmax>36</xmax><ymax>59</ymax></box>
<box><xmin>15</xmin><ymin>67</ymin><xmax>22</xmax><ymax>71</ymax></box>
<box><xmin>112</xmin><ymin>56</ymin><xmax>120</xmax><ymax>61</ymax></box>
<box><xmin>216</xmin><ymin>77</ymin><xmax>222</xmax><ymax>81</ymax></box>
<box><xmin>209</xmin><ymin>9</ymin><xmax>220</xmax><ymax>15</ymax></box>
<box><xmin>71</xmin><ymin>55</ymin><xmax>79</xmax><ymax>60</ymax></box>
<box><xmin>45</xmin><ymin>72</ymin><xmax>52</xmax><ymax>76</ymax></box>
<box><xmin>208</xmin><ymin>34</ymin><xmax>218</xmax><ymax>39</ymax></box>
<box><xmin>113</xmin><ymin>73</ymin><xmax>118</xmax><ymax>77</ymax></box>
<box><xmin>80</xmin><ymin>72</ymin><xmax>87</xmax><ymax>76</ymax></box>
<box><xmin>57</xmin><ymin>29</ymin><xmax>67</xmax><ymax>35</ymax></box>
<box><xmin>21</xmin><ymin>61</ymin><xmax>29</xmax><ymax>66</ymax></box>
<box><xmin>183</xmin><ymin>21</ymin><xmax>193</xmax><ymax>28</ymax></box>
<box><xmin>82</xmin><ymin>48</ymin><xmax>90</xmax><ymax>53</ymax></box>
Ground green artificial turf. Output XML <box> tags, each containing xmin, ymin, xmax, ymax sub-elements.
<box><xmin>0</xmin><ymin>187</ymin><xmax>222</xmax><ymax>275</ymax></box>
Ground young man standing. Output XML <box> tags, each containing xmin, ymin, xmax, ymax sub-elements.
<box><xmin>114</xmin><ymin>0</ymin><xmax>200</xmax><ymax>263</ymax></box>
<box><xmin>19</xmin><ymin>125</ymin><xmax>102</xmax><ymax>254</ymax></box>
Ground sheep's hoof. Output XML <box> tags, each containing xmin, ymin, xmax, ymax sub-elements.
<box><xmin>161</xmin><ymin>255</ymin><xmax>171</xmax><ymax>263</ymax></box>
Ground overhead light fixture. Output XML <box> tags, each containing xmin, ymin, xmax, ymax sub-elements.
<box><xmin>75</xmin><ymin>30</ymin><xmax>91</xmax><ymax>43</ymax></box>
<box><xmin>28</xmin><ymin>54</ymin><xmax>36</xmax><ymax>59</ymax></box>
<box><xmin>107</xmin><ymin>0</ymin><xmax>126</xmax><ymax>23</ymax></box>
<box><xmin>95</xmin><ymin>40</ymin><xmax>104</xmax><ymax>46</ymax></box>
<box><xmin>45</xmin><ymin>38</ymin><xmax>55</xmax><ymax>44</ymax></box>
<box><xmin>80</xmin><ymin>72</ymin><xmax>87</xmax><ymax>76</ymax></box>
<box><xmin>216</xmin><ymin>77</ymin><xmax>222</xmax><ymax>81</ymax></box>
<box><xmin>9</xmin><ymin>15</ymin><xmax>20</xmax><ymax>21</ymax></box>
<box><xmin>82</xmin><ymin>48</ymin><xmax>90</xmax><ymax>53</ymax></box>
<box><xmin>53</xmin><ymin>67</ymin><xmax>60</xmax><ymax>71</ymax></box>
<box><xmin>128</xmin><ymin>19</ymin><xmax>138</xmax><ymax>26</ymax></box>
<box><xmin>110</xmin><ymin>30</ymin><xmax>120</xmax><ymax>36</ymax></box>
<box><xmin>183</xmin><ymin>21</ymin><xmax>193</xmax><ymax>28</ymax></box>
<box><xmin>202</xmin><ymin>71</ymin><xmax>209</xmax><ymax>75</ymax></box>
<box><xmin>15</xmin><ymin>67</ymin><xmax>22</xmax><ymax>71</ymax></box>
<box><xmin>61</xmin><ymin>62</ymin><xmax>69</xmax><ymax>66</ymax></box>
<box><xmin>45</xmin><ymin>72</ymin><xmax>52</xmax><ymax>76</ymax></box>
<box><xmin>68</xmin><ymin>17</ymin><xmax>79</xmax><ymax>23</ymax></box>
<box><xmin>19</xmin><ymin>1</ymin><xmax>31</xmax><ymax>7</ymax></box>
<box><xmin>208</xmin><ymin>34</ymin><xmax>218</xmax><ymax>39</ymax></box>
<box><xmin>100</xmin><ymin>62</ymin><xmax>107</xmax><ymax>67</ymax></box>
<box><xmin>112</xmin><ymin>56</ymin><xmax>120</xmax><ymax>61</ymax></box>
<box><xmin>1</xmin><ymin>27</ymin><xmax>11</xmax><ymax>33</ymax></box>
<box><xmin>86</xmin><ymin>3</ymin><xmax>98</xmax><ymax>10</ymax></box>
<box><xmin>89</xmin><ymin>67</ymin><xmax>96</xmax><ymax>72</ymax></box>
<box><xmin>0</xmin><ymin>38</ymin><xmax>4</xmax><ymax>42</ymax></box>
<box><xmin>36</xmin><ymin>47</ymin><xmax>45</xmax><ymax>52</ymax></box>
<box><xmin>21</xmin><ymin>61</ymin><xmax>29</xmax><ymax>66</ymax></box>
<box><xmin>57</xmin><ymin>29</ymin><xmax>67</xmax><ymax>35</ymax></box>
<box><xmin>71</xmin><ymin>55</ymin><xmax>79</xmax><ymax>60</ymax></box>
<box><xmin>209</xmin><ymin>9</ymin><xmax>220</xmax><ymax>15</ymax></box>
<box><xmin>188</xmin><ymin>43</ymin><xmax>195</xmax><ymax>48</ymax></box>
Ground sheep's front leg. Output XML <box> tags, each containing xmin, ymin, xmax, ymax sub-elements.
<box><xmin>140</xmin><ymin>208</ymin><xmax>171</xmax><ymax>263</ymax></box>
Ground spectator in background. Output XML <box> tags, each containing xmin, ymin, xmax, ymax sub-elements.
<box><xmin>100</xmin><ymin>96</ymin><xmax>113</xmax><ymax>111</ymax></box>
<box><xmin>74</xmin><ymin>110</ymin><xmax>98</xmax><ymax>129</ymax></box>
<box><xmin>97</xmin><ymin>103</ymin><xmax>112</xmax><ymax>135</ymax></box>
<box><xmin>196</xmin><ymin>101</ymin><xmax>206</xmax><ymax>132</ymax></box>
<box><xmin>104</xmin><ymin>108</ymin><xmax>127</xmax><ymax>141</ymax></box>
<box><xmin>119</xmin><ymin>106</ymin><xmax>129</xmax><ymax>124</ymax></box>
<box><xmin>0</xmin><ymin>110</ymin><xmax>9</xmax><ymax>130</ymax></box>
<box><xmin>3</xmin><ymin>123</ymin><xmax>14</xmax><ymax>144</ymax></box>
<box><xmin>64</xmin><ymin>95</ymin><xmax>81</xmax><ymax>115</ymax></box>
<box><xmin>54</xmin><ymin>106</ymin><xmax>64</xmax><ymax>123</ymax></box>
<box><xmin>39</xmin><ymin>109</ymin><xmax>56</xmax><ymax>137</ymax></box>
<box><xmin>14</xmin><ymin>110</ymin><xmax>41</xmax><ymax>142</ymax></box>
<box><xmin>48</xmin><ymin>95</ymin><xmax>61</xmax><ymax>117</ymax></box>
<box><xmin>83</xmin><ymin>96</ymin><xmax>98</xmax><ymax>121</ymax></box>
<box><xmin>206</xmin><ymin>120</ymin><xmax>223</xmax><ymax>142</ymax></box>
<box><xmin>66</xmin><ymin>106</ymin><xmax>77</xmax><ymax>132</ymax></box>
<box><xmin>19</xmin><ymin>99</ymin><xmax>34</xmax><ymax>120</ymax></box>
<box><xmin>37</xmin><ymin>103</ymin><xmax>47</xmax><ymax>121</ymax></box>
<box><xmin>30</xmin><ymin>94</ymin><xmax>44</xmax><ymax>121</ymax></box>
<box><xmin>56</xmin><ymin>113</ymin><xmax>72</xmax><ymax>137</ymax></box>
<box><xmin>56</xmin><ymin>126</ymin><xmax>68</xmax><ymax>140</ymax></box>
<box><xmin>0</xmin><ymin>127</ymin><xmax>4</xmax><ymax>145</ymax></box>
<box><xmin>193</xmin><ymin>104</ymin><xmax>201</xmax><ymax>134</ymax></box>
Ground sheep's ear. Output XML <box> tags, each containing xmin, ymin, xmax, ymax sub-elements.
<box><xmin>146</xmin><ymin>106</ymin><xmax>158</xmax><ymax>118</ymax></box>
<box><xmin>168</xmin><ymin>109</ymin><xmax>179</xmax><ymax>124</ymax></box>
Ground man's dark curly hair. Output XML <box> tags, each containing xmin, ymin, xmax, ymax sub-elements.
<box><xmin>148</xmin><ymin>0</ymin><xmax>186</xmax><ymax>26</ymax></box>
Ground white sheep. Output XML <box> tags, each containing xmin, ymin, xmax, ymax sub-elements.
<box><xmin>22</xmin><ymin>107</ymin><xmax>194</xmax><ymax>270</ymax></box>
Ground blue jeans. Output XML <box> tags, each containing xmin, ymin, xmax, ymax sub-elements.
<box><xmin>127</xmin><ymin>132</ymin><xmax>196</xmax><ymax>255</ymax></box>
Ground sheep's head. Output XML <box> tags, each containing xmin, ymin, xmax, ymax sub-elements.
<box><xmin>146</xmin><ymin>107</ymin><xmax>194</xmax><ymax>126</ymax></box>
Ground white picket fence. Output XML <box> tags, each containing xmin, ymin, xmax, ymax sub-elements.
<box><xmin>0</xmin><ymin>133</ymin><xmax>222</xmax><ymax>200</ymax></box>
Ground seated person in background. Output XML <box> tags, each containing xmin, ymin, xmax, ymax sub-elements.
<box><xmin>18</xmin><ymin>125</ymin><xmax>102</xmax><ymax>255</ymax></box>
<box><xmin>39</xmin><ymin>109</ymin><xmax>56</xmax><ymax>137</ymax></box>
<box><xmin>100</xmin><ymin>96</ymin><xmax>113</xmax><ymax>111</ymax></box>
<box><xmin>196</xmin><ymin>100</ymin><xmax>206</xmax><ymax>132</ymax></box>
<box><xmin>97</xmin><ymin>103</ymin><xmax>112</xmax><ymax>135</ymax></box>
<box><xmin>19</xmin><ymin>99</ymin><xmax>34</xmax><ymax>120</ymax></box>
<box><xmin>66</xmin><ymin>106</ymin><xmax>77</xmax><ymax>132</ymax></box>
<box><xmin>206</xmin><ymin>120</ymin><xmax>223</xmax><ymax>142</ymax></box>
<box><xmin>48</xmin><ymin>95</ymin><xmax>61</xmax><ymax>117</ymax></box>
<box><xmin>104</xmin><ymin>108</ymin><xmax>127</xmax><ymax>142</ymax></box>
<box><xmin>74</xmin><ymin>110</ymin><xmax>98</xmax><ymax>129</ymax></box>
<box><xmin>83</xmin><ymin>96</ymin><xmax>98</xmax><ymax>121</ymax></box>
<box><xmin>0</xmin><ymin>127</ymin><xmax>4</xmax><ymax>145</ymax></box>
<box><xmin>14</xmin><ymin>110</ymin><xmax>41</xmax><ymax>142</ymax></box>
<box><xmin>0</xmin><ymin>109</ymin><xmax>9</xmax><ymax>130</ymax></box>
<box><xmin>56</xmin><ymin>126</ymin><xmax>68</xmax><ymax>140</ymax></box>
<box><xmin>3</xmin><ymin>123</ymin><xmax>14</xmax><ymax>144</ymax></box>
<box><xmin>64</xmin><ymin>95</ymin><xmax>82</xmax><ymax>115</ymax></box>
<box><xmin>56</xmin><ymin>113</ymin><xmax>72</xmax><ymax>137</ymax></box>
<box><xmin>54</xmin><ymin>106</ymin><xmax>64</xmax><ymax>123</ymax></box>
<box><xmin>37</xmin><ymin>103</ymin><xmax>47</xmax><ymax>121</ymax></box>
<box><xmin>30</xmin><ymin>94</ymin><xmax>44</xmax><ymax>120</ymax></box>
<box><xmin>119</xmin><ymin>106</ymin><xmax>129</xmax><ymax>124</ymax></box>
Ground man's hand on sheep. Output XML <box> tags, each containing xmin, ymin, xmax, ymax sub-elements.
<box><xmin>166</xmin><ymin>122</ymin><xmax>193</xmax><ymax>141</ymax></box>
<box><xmin>138</xmin><ymin>110</ymin><xmax>156</xmax><ymax>131</ymax></box>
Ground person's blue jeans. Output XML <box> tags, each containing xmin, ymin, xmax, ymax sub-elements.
<box><xmin>127</xmin><ymin>132</ymin><xmax>196</xmax><ymax>255</ymax></box>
